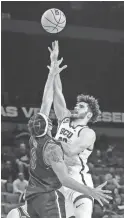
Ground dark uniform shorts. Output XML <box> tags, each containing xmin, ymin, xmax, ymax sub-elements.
<box><xmin>27</xmin><ymin>190</ymin><xmax>66</xmax><ymax>218</ymax></box>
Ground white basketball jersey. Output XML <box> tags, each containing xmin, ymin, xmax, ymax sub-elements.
<box><xmin>55</xmin><ymin>117</ymin><xmax>93</xmax><ymax>174</ymax></box>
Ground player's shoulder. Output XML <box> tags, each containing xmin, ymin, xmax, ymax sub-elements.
<box><xmin>80</xmin><ymin>127</ymin><xmax>96</xmax><ymax>139</ymax></box>
<box><xmin>7</xmin><ymin>208</ymin><xmax>19</xmax><ymax>218</ymax></box>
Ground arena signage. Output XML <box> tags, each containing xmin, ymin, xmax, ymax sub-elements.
<box><xmin>1</xmin><ymin>106</ymin><xmax>55</xmax><ymax>121</ymax></box>
<box><xmin>98</xmin><ymin>112</ymin><xmax>124</xmax><ymax>123</ymax></box>
<box><xmin>1</xmin><ymin>106</ymin><xmax>124</xmax><ymax>123</ymax></box>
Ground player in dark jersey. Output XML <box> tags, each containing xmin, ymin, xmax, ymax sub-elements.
<box><xmin>26</xmin><ymin>42</ymin><xmax>112</xmax><ymax>218</ymax></box>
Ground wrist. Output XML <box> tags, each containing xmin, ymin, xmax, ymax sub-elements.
<box><xmin>86</xmin><ymin>186</ymin><xmax>93</xmax><ymax>196</ymax></box>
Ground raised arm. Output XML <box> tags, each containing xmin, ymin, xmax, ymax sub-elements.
<box><xmin>40</xmin><ymin>64</ymin><xmax>57</xmax><ymax>117</ymax></box>
<box><xmin>40</xmin><ymin>42</ymin><xmax>67</xmax><ymax>117</ymax></box>
<box><xmin>44</xmin><ymin>141</ymin><xmax>112</xmax><ymax>206</ymax></box>
<box><xmin>53</xmin><ymin>72</ymin><xmax>71</xmax><ymax>121</ymax></box>
<box><xmin>48</xmin><ymin>41</ymin><xmax>71</xmax><ymax>121</ymax></box>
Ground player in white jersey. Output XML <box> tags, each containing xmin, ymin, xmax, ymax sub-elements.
<box><xmin>55</xmin><ymin>114</ymin><xmax>95</xmax><ymax>218</ymax></box>
<box><xmin>7</xmin><ymin>192</ymin><xmax>30</xmax><ymax>218</ymax></box>
<box><xmin>6</xmin><ymin>203</ymin><xmax>30</xmax><ymax>218</ymax></box>
<box><xmin>7</xmin><ymin>194</ymin><xmax>30</xmax><ymax>218</ymax></box>
<box><xmin>49</xmin><ymin>41</ymin><xmax>101</xmax><ymax>218</ymax></box>
<box><xmin>7</xmin><ymin>203</ymin><xmax>30</xmax><ymax>218</ymax></box>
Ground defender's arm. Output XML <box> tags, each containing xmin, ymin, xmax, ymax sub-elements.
<box><xmin>44</xmin><ymin>141</ymin><xmax>112</xmax><ymax>206</ymax></box>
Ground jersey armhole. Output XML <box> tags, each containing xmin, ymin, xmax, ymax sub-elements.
<box><xmin>57</xmin><ymin>115</ymin><xmax>71</xmax><ymax>129</ymax></box>
<box><xmin>78</xmin><ymin>127</ymin><xmax>94</xmax><ymax>152</ymax></box>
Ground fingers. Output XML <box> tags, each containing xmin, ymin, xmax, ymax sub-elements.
<box><xmin>98</xmin><ymin>191</ymin><xmax>113</xmax><ymax>200</ymax></box>
<box><xmin>59</xmin><ymin>65</ymin><xmax>67</xmax><ymax>72</ymax></box>
<box><xmin>55</xmin><ymin>40</ymin><xmax>59</xmax><ymax>50</ymax></box>
<box><xmin>97</xmin><ymin>181</ymin><xmax>107</xmax><ymax>189</ymax></box>
<box><xmin>47</xmin><ymin>64</ymin><xmax>67</xmax><ymax>73</ymax></box>
<box><xmin>48</xmin><ymin>40</ymin><xmax>56</xmax><ymax>53</ymax></box>
<box><xmin>101</xmin><ymin>198</ymin><xmax>109</xmax><ymax>204</ymax></box>
<box><xmin>97</xmin><ymin>196</ymin><xmax>109</xmax><ymax>206</ymax></box>
<box><xmin>47</xmin><ymin>65</ymin><xmax>50</xmax><ymax>70</ymax></box>
<box><xmin>105</xmin><ymin>195</ymin><xmax>112</xmax><ymax>200</ymax></box>
<box><xmin>48</xmin><ymin>47</ymin><xmax>52</xmax><ymax>53</ymax></box>
<box><xmin>102</xmin><ymin>190</ymin><xmax>112</xmax><ymax>194</ymax></box>
<box><xmin>100</xmin><ymin>193</ymin><xmax>112</xmax><ymax>200</ymax></box>
<box><xmin>96</xmin><ymin>193</ymin><xmax>112</xmax><ymax>207</ymax></box>
<box><xmin>58</xmin><ymin>57</ymin><xmax>63</xmax><ymax>65</ymax></box>
<box><xmin>56</xmin><ymin>40</ymin><xmax>59</xmax><ymax>50</ymax></box>
<box><xmin>97</xmin><ymin>199</ymin><xmax>103</xmax><ymax>207</ymax></box>
<box><xmin>52</xmin><ymin>42</ymin><xmax>54</xmax><ymax>50</ymax></box>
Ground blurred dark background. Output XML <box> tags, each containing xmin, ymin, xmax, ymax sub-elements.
<box><xmin>1</xmin><ymin>1</ymin><xmax>124</xmax><ymax>110</ymax></box>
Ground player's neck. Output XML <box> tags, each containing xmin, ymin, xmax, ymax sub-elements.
<box><xmin>72</xmin><ymin>118</ymin><xmax>88</xmax><ymax>127</ymax></box>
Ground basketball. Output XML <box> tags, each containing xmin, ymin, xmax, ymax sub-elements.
<box><xmin>41</xmin><ymin>8</ymin><xmax>66</xmax><ymax>33</ymax></box>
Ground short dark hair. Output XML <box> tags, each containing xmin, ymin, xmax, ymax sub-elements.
<box><xmin>77</xmin><ymin>94</ymin><xmax>101</xmax><ymax>123</ymax></box>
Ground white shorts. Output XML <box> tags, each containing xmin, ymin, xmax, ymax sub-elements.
<box><xmin>59</xmin><ymin>172</ymin><xmax>94</xmax><ymax>217</ymax></box>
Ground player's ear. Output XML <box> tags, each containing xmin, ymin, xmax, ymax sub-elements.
<box><xmin>87</xmin><ymin>112</ymin><xmax>92</xmax><ymax>120</ymax></box>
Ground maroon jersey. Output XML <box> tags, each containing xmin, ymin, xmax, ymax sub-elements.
<box><xmin>26</xmin><ymin>134</ymin><xmax>63</xmax><ymax>200</ymax></box>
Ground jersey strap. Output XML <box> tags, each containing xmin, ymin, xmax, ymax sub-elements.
<box><xmin>77</xmin><ymin>126</ymin><xmax>88</xmax><ymax>137</ymax></box>
<box><xmin>18</xmin><ymin>206</ymin><xmax>30</xmax><ymax>218</ymax></box>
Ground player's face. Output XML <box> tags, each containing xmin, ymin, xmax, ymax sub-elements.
<box><xmin>72</xmin><ymin>102</ymin><xmax>89</xmax><ymax>119</ymax></box>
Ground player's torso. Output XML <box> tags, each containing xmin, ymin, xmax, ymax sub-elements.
<box><xmin>26</xmin><ymin>135</ymin><xmax>62</xmax><ymax>198</ymax></box>
<box><xmin>55</xmin><ymin>117</ymin><xmax>92</xmax><ymax>174</ymax></box>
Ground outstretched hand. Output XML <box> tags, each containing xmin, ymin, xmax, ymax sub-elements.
<box><xmin>91</xmin><ymin>181</ymin><xmax>112</xmax><ymax>207</ymax></box>
<box><xmin>47</xmin><ymin>58</ymin><xmax>67</xmax><ymax>75</ymax></box>
<box><xmin>48</xmin><ymin>40</ymin><xmax>59</xmax><ymax>63</ymax></box>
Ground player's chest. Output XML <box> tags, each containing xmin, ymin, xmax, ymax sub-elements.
<box><xmin>56</xmin><ymin>123</ymin><xmax>79</xmax><ymax>142</ymax></box>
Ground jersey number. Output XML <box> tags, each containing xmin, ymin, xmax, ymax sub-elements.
<box><xmin>58</xmin><ymin>137</ymin><xmax>67</xmax><ymax>143</ymax></box>
<box><xmin>30</xmin><ymin>147</ymin><xmax>37</xmax><ymax>170</ymax></box>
